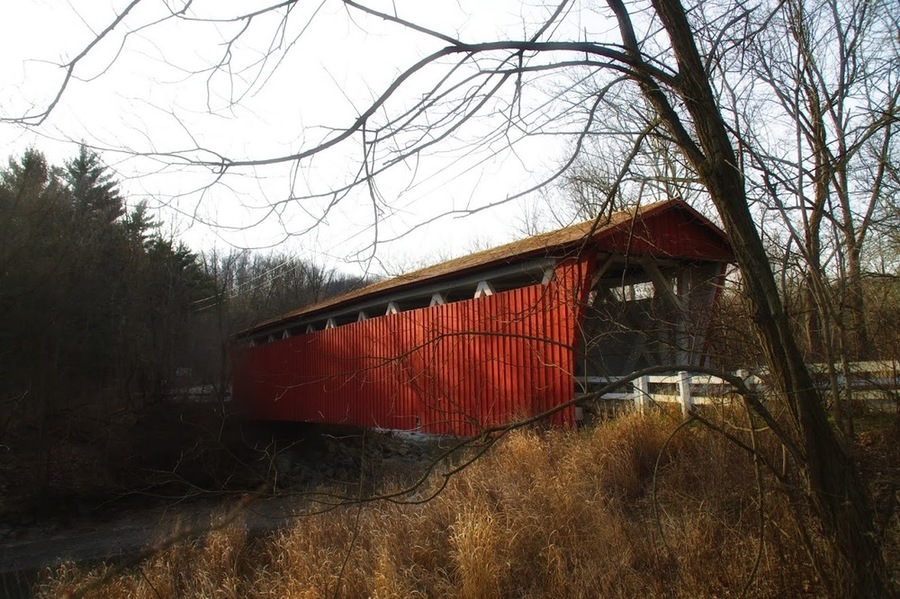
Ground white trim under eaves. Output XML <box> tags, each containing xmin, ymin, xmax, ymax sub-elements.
<box><xmin>474</xmin><ymin>280</ymin><xmax>495</xmax><ymax>298</ymax></box>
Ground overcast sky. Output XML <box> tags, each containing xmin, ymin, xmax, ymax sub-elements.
<box><xmin>0</xmin><ymin>1</ymin><xmax>615</xmax><ymax>275</ymax></box>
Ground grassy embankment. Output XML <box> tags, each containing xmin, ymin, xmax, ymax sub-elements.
<box><xmin>39</xmin><ymin>411</ymin><xmax>898</xmax><ymax>598</ymax></box>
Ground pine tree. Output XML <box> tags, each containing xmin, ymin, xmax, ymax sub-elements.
<box><xmin>65</xmin><ymin>144</ymin><xmax>124</xmax><ymax>226</ymax></box>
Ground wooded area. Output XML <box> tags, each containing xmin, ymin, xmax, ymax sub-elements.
<box><xmin>0</xmin><ymin>147</ymin><xmax>366</xmax><ymax>423</ymax></box>
<box><xmin>0</xmin><ymin>147</ymin><xmax>368</xmax><ymax>526</ymax></box>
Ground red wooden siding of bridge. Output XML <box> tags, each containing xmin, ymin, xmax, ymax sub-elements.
<box><xmin>232</xmin><ymin>259</ymin><xmax>594</xmax><ymax>436</ymax></box>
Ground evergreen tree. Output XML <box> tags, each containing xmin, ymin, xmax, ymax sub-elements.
<box><xmin>0</xmin><ymin>148</ymin><xmax>216</xmax><ymax>416</ymax></box>
<box><xmin>65</xmin><ymin>144</ymin><xmax>124</xmax><ymax>225</ymax></box>
<box><xmin>0</xmin><ymin>150</ymin><xmax>73</xmax><ymax>414</ymax></box>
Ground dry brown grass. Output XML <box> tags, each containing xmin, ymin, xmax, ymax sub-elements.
<box><xmin>38</xmin><ymin>412</ymin><xmax>876</xmax><ymax>598</ymax></box>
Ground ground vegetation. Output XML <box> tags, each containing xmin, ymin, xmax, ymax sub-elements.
<box><xmin>35</xmin><ymin>411</ymin><xmax>900</xmax><ymax>599</ymax></box>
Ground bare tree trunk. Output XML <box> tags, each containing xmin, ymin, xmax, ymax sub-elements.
<box><xmin>844</xmin><ymin>241</ymin><xmax>870</xmax><ymax>359</ymax></box>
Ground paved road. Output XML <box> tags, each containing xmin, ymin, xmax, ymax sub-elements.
<box><xmin>0</xmin><ymin>493</ymin><xmax>306</xmax><ymax>576</ymax></box>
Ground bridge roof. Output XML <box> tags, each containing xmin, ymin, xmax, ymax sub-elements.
<box><xmin>239</xmin><ymin>199</ymin><xmax>733</xmax><ymax>337</ymax></box>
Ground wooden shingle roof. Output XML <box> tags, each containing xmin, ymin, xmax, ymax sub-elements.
<box><xmin>239</xmin><ymin>199</ymin><xmax>732</xmax><ymax>336</ymax></box>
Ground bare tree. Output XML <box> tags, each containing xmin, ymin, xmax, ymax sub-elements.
<box><xmin>733</xmin><ymin>0</ymin><xmax>899</xmax><ymax>433</ymax></box>
<box><xmin>609</xmin><ymin>3</ymin><xmax>884</xmax><ymax>593</ymax></box>
<box><xmin>559</xmin><ymin>97</ymin><xmax>709</xmax><ymax>222</ymax></box>
<box><xmin>2</xmin><ymin>0</ymin><xmax>894</xmax><ymax>595</ymax></box>
<box><xmin>550</xmin><ymin>0</ymin><xmax>900</xmax><ymax>436</ymax></box>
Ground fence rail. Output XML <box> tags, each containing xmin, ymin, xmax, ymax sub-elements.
<box><xmin>575</xmin><ymin>360</ymin><xmax>900</xmax><ymax>418</ymax></box>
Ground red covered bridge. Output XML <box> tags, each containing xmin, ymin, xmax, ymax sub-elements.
<box><xmin>232</xmin><ymin>199</ymin><xmax>734</xmax><ymax>436</ymax></box>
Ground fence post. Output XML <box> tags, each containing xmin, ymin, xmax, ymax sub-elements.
<box><xmin>678</xmin><ymin>371</ymin><xmax>692</xmax><ymax>418</ymax></box>
<box><xmin>736</xmin><ymin>368</ymin><xmax>759</xmax><ymax>393</ymax></box>
<box><xmin>635</xmin><ymin>375</ymin><xmax>650</xmax><ymax>415</ymax></box>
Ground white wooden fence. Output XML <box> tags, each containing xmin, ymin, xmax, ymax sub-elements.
<box><xmin>575</xmin><ymin>360</ymin><xmax>900</xmax><ymax>418</ymax></box>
